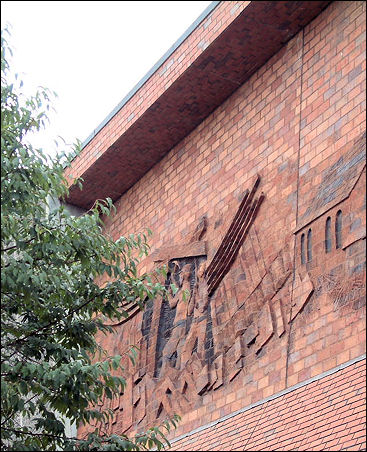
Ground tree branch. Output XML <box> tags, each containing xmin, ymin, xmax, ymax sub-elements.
<box><xmin>4</xmin><ymin>293</ymin><xmax>100</xmax><ymax>348</ymax></box>
<box><xmin>1</xmin><ymin>426</ymin><xmax>77</xmax><ymax>441</ymax></box>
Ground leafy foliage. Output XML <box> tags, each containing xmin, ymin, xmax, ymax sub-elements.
<box><xmin>1</xmin><ymin>29</ymin><xmax>179</xmax><ymax>451</ymax></box>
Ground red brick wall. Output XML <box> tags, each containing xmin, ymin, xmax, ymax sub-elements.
<box><xmin>76</xmin><ymin>1</ymin><xmax>366</xmax><ymax>443</ymax></box>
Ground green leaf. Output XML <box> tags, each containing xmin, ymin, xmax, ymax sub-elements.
<box><xmin>0</xmin><ymin>28</ymin><xmax>176</xmax><ymax>451</ymax></box>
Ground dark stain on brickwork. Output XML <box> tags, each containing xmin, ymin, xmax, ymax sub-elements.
<box><xmin>204</xmin><ymin>303</ymin><xmax>215</xmax><ymax>365</ymax></box>
<box><xmin>141</xmin><ymin>299</ymin><xmax>153</xmax><ymax>344</ymax></box>
<box><xmin>154</xmin><ymin>297</ymin><xmax>175</xmax><ymax>378</ymax></box>
<box><xmin>153</xmin><ymin>257</ymin><xmax>205</xmax><ymax>377</ymax></box>
<box><xmin>153</xmin><ymin>265</ymin><xmax>179</xmax><ymax>378</ymax></box>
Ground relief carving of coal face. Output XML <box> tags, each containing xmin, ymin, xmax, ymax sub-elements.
<box><xmin>138</xmin><ymin>175</ymin><xmax>271</xmax><ymax>418</ymax></box>
<box><xmin>110</xmin><ymin>175</ymin><xmax>286</xmax><ymax>426</ymax></box>
<box><xmin>94</xmin><ymin>135</ymin><xmax>366</xmax><ymax>431</ymax></box>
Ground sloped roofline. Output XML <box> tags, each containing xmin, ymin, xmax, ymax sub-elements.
<box><xmin>80</xmin><ymin>1</ymin><xmax>221</xmax><ymax>152</ymax></box>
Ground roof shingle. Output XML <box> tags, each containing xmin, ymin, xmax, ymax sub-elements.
<box><xmin>170</xmin><ymin>357</ymin><xmax>366</xmax><ymax>451</ymax></box>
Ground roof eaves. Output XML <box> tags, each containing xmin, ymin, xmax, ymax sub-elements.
<box><xmin>80</xmin><ymin>1</ymin><xmax>221</xmax><ymax>152</ymax></box>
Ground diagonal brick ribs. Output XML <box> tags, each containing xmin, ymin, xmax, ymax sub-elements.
<box><xmin>206</xmin><ymin>175</ymin><xmax>264</xmax><ymax>296</ymax></box>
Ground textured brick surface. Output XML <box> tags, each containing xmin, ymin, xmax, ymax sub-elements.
<box><xmin>170</xmin><ymin>359</ymin><xmax>366</xmax><ymax>451</ymax></box>
<box><xmin>72</xmin><ymin>1</ymin><xmax>366</xmax><ymax>448</ymax></box>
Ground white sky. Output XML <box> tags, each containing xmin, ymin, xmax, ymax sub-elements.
<box><xmin>1</xmin><ymin>1</ymin><xmax>213</xmax><ymax>158</ymax></box>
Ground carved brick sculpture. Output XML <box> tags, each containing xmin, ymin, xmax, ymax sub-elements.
<box><xmin>206</xmin><ymin>175</ymin><xmax>265</xmax><ymax>295</ymax></box>
<box><xmin>102</xmin><ymin>175</ymin><xmax>318</xmax><ymax>426</ymax></box>
<box><xmin>110</xmin><ymin>175</ymin><xmax>268</xmax><ymax>422</ymax></box>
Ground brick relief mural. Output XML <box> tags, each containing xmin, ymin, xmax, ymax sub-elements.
<box><xmin>91</xmin><ymin>175</ymin><xmax>272</xmax><ymax>432</ymax></box>
<box><xmin>94</xmin><ymin>174</ymin><xmax>310</xmax><ymax>432</ymax></box>
<box><xmin>143</xmin><ymin>175</ymin><xmax>267</xmax><ymax>422</ymax></box>
<box><xmin>92</xmin><ymin>146</ymin><xmax>366</xmax><ymax>437</ymax></box>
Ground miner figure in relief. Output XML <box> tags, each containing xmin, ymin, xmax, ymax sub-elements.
<box><xmin>160</xmin><ymin>261</ymin><xmax>192</xmax><ymax>373</ymax></box>
<box><xmin>180</xmin><ymin>261</ymin><xmax>209</xmax><ymax>370</ymax></box>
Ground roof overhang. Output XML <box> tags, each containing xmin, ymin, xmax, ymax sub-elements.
<box><xmin>65</xmin><ymin>1</ymin><xmax>331</xmax><ymax>210</ymax></box>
